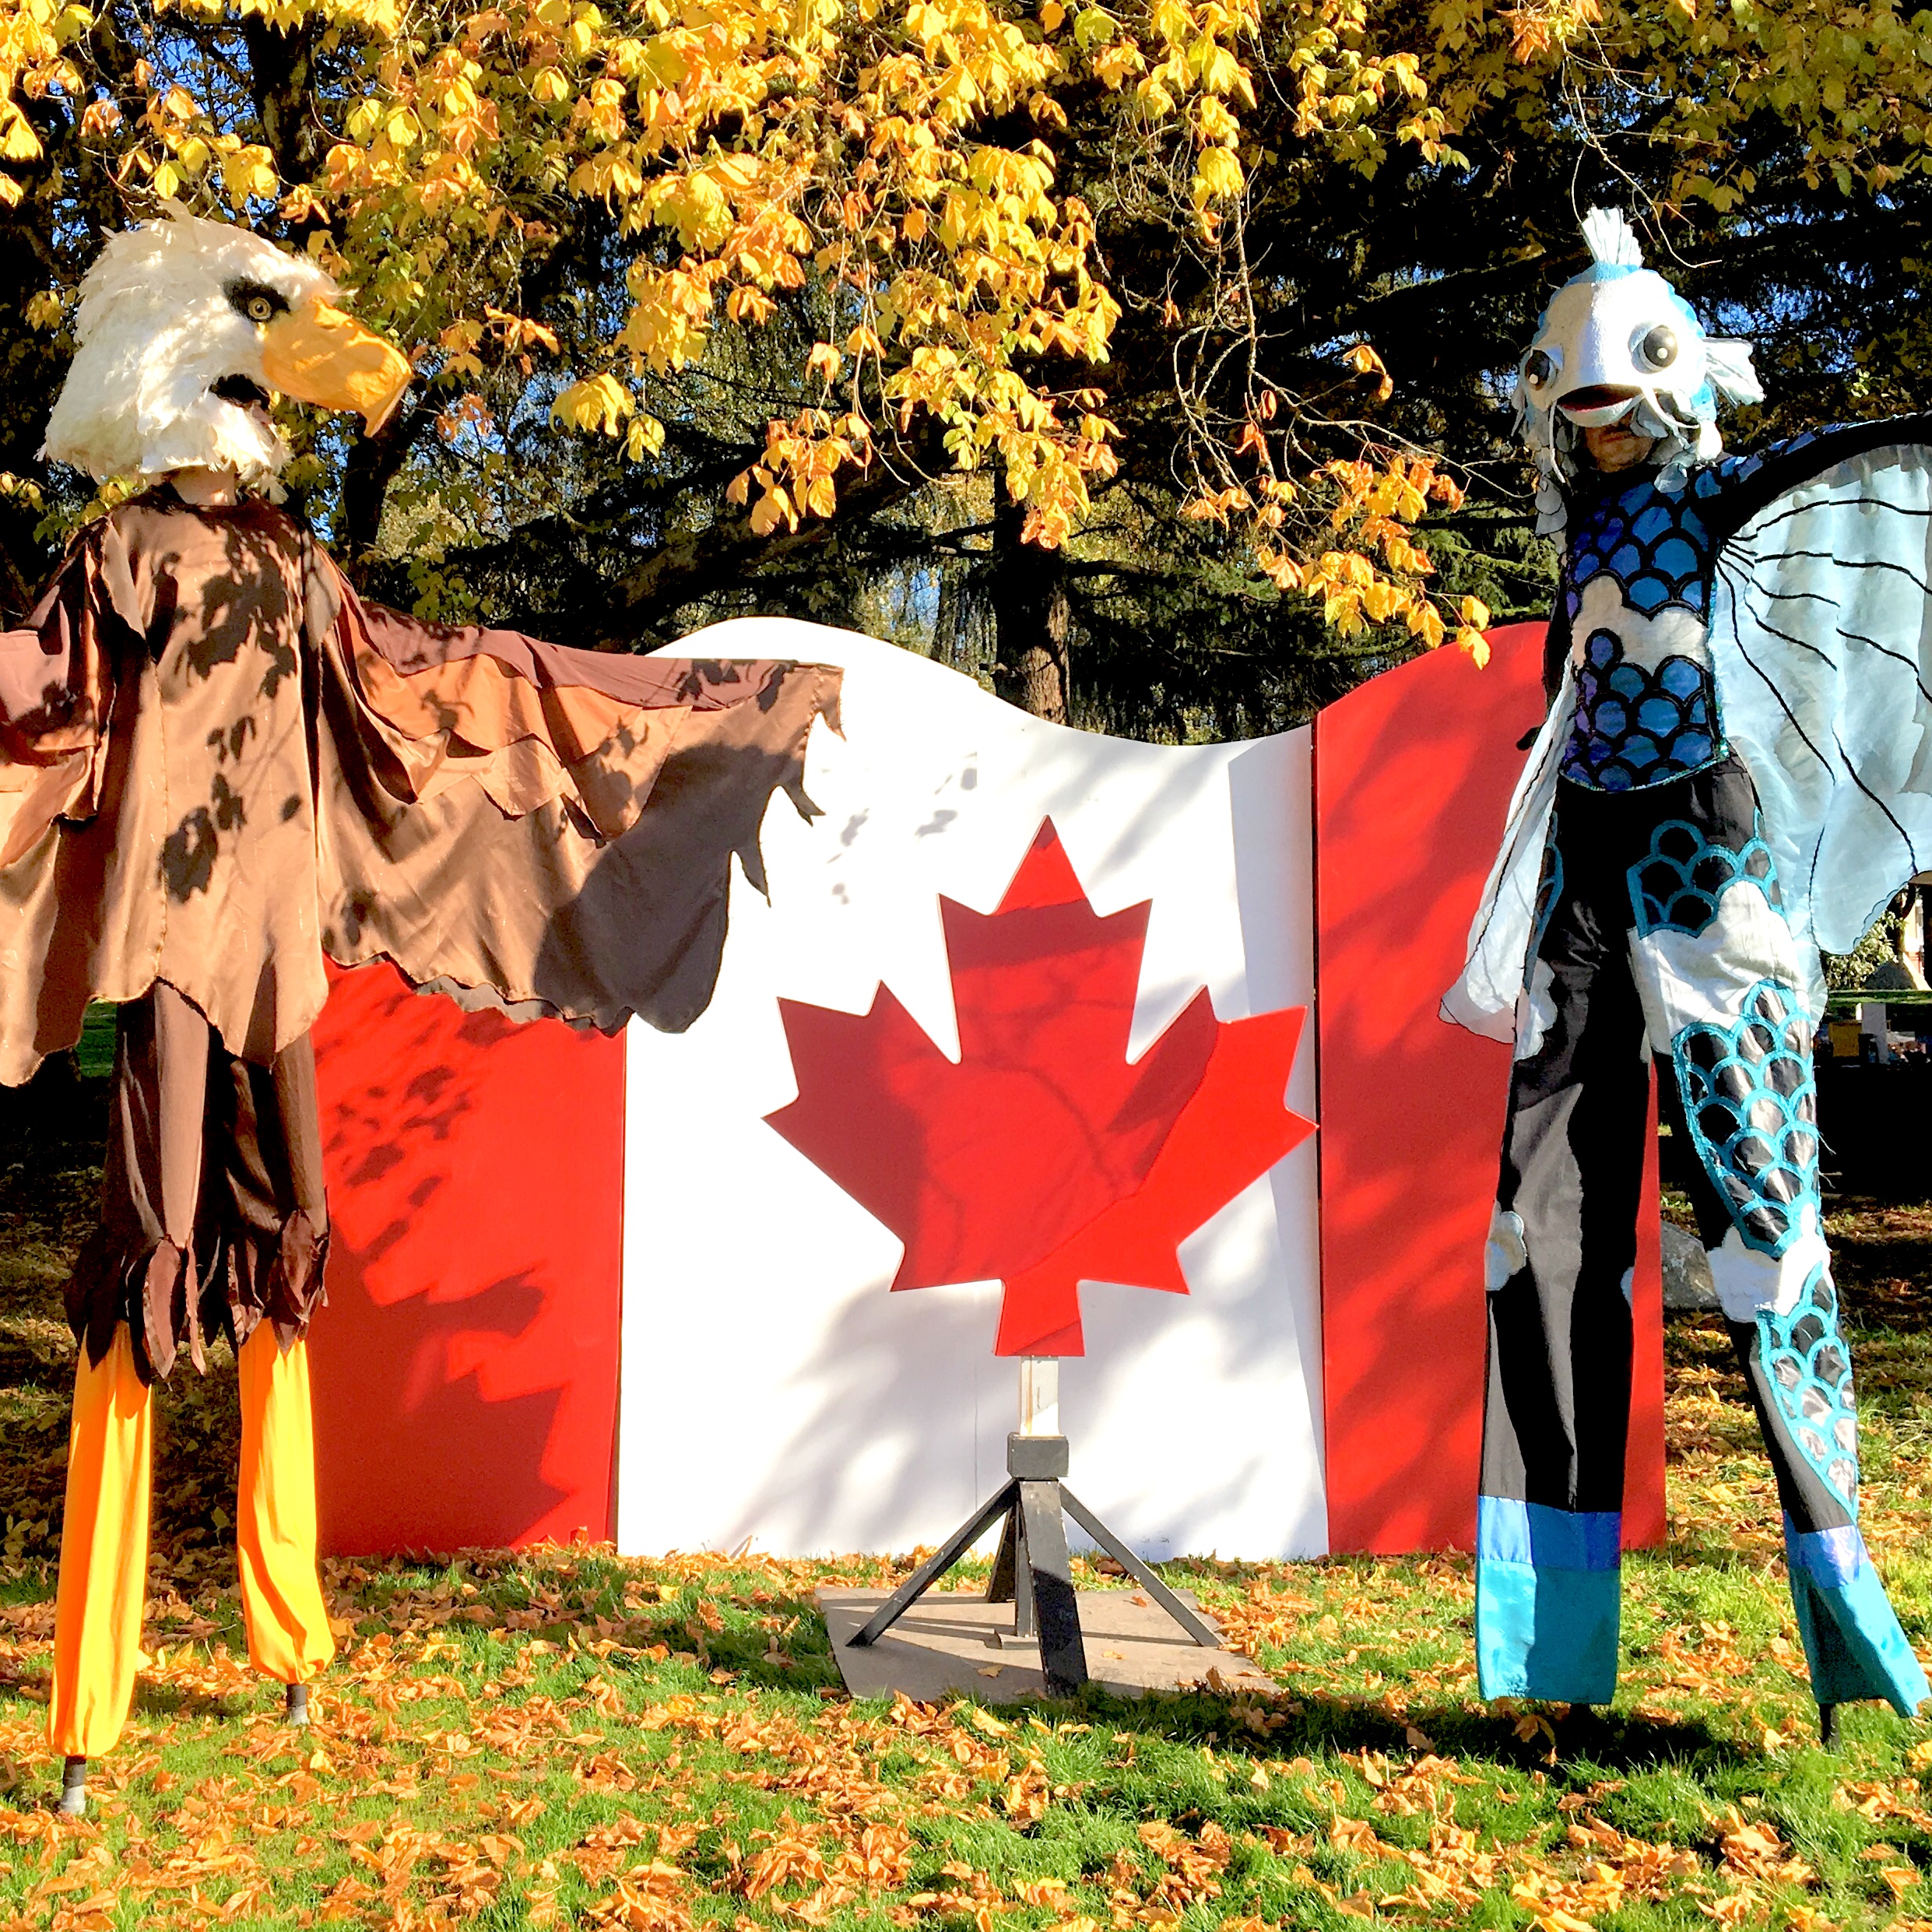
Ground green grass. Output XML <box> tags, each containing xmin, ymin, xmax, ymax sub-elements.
<box><xmin>72</xmin><ymin>1009</ymin><xmax>114</xmax><ymax>1084</ymax></box>
<box><xmin>0</xmin><ymin>1063</ymin><xmax>1923</xmax><ymax>1929</ymax></box>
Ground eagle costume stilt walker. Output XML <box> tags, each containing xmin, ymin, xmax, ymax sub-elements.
<box><xmin>9</xmin><ymin>213</ymin><xmax>839</xmax><ymax>1814</ymax></box>
<box><xmin>1445</xmin><ymin>208</ymin><xmax>1930</xmax><ymax>1737</ymax></box>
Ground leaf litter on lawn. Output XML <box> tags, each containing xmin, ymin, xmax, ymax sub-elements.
<box><xmin>0</xmin><ymin>1079</ymin><xmax>1928</xmax><ymax>1927</ymax></box>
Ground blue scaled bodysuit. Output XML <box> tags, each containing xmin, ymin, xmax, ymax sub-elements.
<box><xmin>1458</xmin><ymin>420</ymin><xmax>1932</xmax><ymax>1717</ymax></box>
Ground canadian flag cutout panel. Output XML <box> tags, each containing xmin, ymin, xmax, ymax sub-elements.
<box><xmin>617</xmin><ymin>622</ymin><xmax>1325</xmax><ymax>1563</ymax></box>
<box><xmin>304</xmin><ymin>617</ymin><xmax>1663</xmax><ymax>1560</ymax></box>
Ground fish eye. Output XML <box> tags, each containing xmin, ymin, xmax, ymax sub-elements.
<box><xmin>1637</xmin><ymin>323</ymin><xmax>1677</xmax><ymax>371</ymax></box>
<box><xmin>1523</xmin><ymin>350</ymin><xmax>1554</xmax><ymax>389</ymax></box>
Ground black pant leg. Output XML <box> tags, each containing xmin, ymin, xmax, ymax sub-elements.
<box><xmin>1477</xmin><ymin>808</ymin><xmax>1646</xmax><ymax>1702</ymax></box>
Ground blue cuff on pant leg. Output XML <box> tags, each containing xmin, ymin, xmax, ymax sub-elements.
<box><xmin>1477</xmin><ymin>1498</ymin><xmax>1622</xmax><ymax>1705</ymax></box>
<box><xmin>1785</xmin><ymin>1518</ymin><xmax>1929</xmax><ymax>1717</ymax></box>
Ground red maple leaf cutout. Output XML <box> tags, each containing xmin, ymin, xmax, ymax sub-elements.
<box><xmin>764</xmin><ymin>820</ymin><xmax>1314</xmax><ymax>1355</ymax></box>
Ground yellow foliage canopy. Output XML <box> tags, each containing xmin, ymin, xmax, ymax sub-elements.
<box><xmin>5</xmin><ymin>0</ymin><xmax>1930</xmax><ymax>652</ymax></box>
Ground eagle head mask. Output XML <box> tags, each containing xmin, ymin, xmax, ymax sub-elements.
<box><xmin>42</xmin><ymin>210</ymin><xmax>412</xmax><ymax>492</ymax></box>
<box><xmin>1512</xmin><ymin>208</ymin><xmax>1764</xmax><ymax>532</ymax></box>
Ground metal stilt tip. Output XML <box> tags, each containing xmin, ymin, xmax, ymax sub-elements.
<box><xmin>57</xmin><ymin>1756</ymin><xmax>86</xmax><ymax>1818</ymax></box>
<box><xmin>285</xmin><ymin>1682</ymin><xmax>309</xmax><ymax>1727</ymax></box>
<box><xmin>1819</xmin><ymin>1702</ymin><xmax>1841</xmax><ymax>1748</ymax></box>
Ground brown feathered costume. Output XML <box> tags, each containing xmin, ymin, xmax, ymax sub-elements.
<box><xmin>5</xmin><ymin>493</ymin><xmax>836</xmax><ymax>1378</ymax></box>
<box><xmin>16</xmin><ymin>213</ymin><xmax>838</xmax><ymax>1802</ymax></box>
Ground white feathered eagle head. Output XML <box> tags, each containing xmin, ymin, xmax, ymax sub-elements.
<box><xmin>1513</xmin><ymin>208</ymin><xmax>1764</xmax><ymax>532</ymax></box>
<box><xmin>42</xmin><ymin>211</ymin><xmax>412</xmax><ymax>493</ymax></box>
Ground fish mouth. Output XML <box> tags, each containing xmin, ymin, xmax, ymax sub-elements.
<box><xmin>209</xmin><ymin>373</ymin><xmax>273</xmax><ymax>413</ymax></box>
<box><xmin>1558</xmin><ymin>385</ymin><xmax>1640</xmax><ymax>427</ymax></box>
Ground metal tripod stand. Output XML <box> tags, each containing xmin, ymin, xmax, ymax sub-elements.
<box><xmin>846</xmin><ymin>1361</ymin><xmax>1219</xmax><ymax>1695</ymax></box>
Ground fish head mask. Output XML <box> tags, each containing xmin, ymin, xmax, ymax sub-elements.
<box><xmin>1513</xmin><ymin>208</ymin><xmax>1762</xmax><ymax>529</ymax></box>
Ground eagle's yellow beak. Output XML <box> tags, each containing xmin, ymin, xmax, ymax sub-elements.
<box><xmin>259</xmin><ymin>297</ymin><xmax>411</xmax><ymax>435</ymax></box>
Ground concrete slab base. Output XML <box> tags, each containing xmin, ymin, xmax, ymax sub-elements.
<box><xmin>816</xmin><ymin>1586</ymin><xmax>1278</xmax><ymax>1703</ymax></box>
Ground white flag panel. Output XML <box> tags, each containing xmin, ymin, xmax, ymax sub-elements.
<box><xmin>617</xmin><ymin>620</ymin><xmax>1325</xmax><ymax>1561</ymax></box>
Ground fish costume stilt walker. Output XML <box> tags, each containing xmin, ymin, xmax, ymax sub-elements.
<box><xmin>1444</xmin><ymin>208</ymin><xmax>1930</xmax><ymax>1733</ymax></box>
<box><xmin>9</xmin><ymin>213</ymin><xmax>840</xmax><ymax>1813</ymax></box>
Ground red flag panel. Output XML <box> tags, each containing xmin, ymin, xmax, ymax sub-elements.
<box><xmin>308</xmin><ymin>962</ymin><xmax>624</xmax><ymax>1555</ymax></box>
<box><xmin>1314</xmin><ymin>624</ymin><xmax>1665</xmax><ymax>1553</ymax></box>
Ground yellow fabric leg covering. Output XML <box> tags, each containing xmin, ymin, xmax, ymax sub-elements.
<box><xmin>50</xmin><ymin>1330</ymin><xmax>153</xmax><ymax>1758</ymax></box>
<box><xmin>236</xmin><ymin>1328</ymin><xmax>335</xmax><ymax>1685</ymax></box>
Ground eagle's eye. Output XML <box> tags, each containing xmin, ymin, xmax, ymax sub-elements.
<box><xmin>1523</xmin><ymin>350</ymin><xmax>1554</xmax><ymax>390</ymax></box>
<box><xmin>227</xmin><ymin>280</ymin><xmax>290</xmax><ymax>326</ymax></box>
<box><xmin>1637</xmin><ymin>323</ymin><xmax>1677</xmax><ymax>371</ymax></box>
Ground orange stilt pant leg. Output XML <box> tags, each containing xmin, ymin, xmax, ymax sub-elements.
<box><xmin>236</xmin><ymin>1326</ymin><xmax>335</xmax><ymax>1685</ymax></box>
<box><xmin>49</xmin><ymin>1329</ymin><xmax>153</xmax><ymax>1759</ymax></box>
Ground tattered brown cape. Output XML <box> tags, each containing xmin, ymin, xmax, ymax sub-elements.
<box><xmin>0</xmin><ymin>492</ymin><xmax>838</xmax><ymax>1372</ymax></box>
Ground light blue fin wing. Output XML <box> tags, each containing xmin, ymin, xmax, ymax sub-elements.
<box><xmin>1709</xmin><ymin>441</ymin><xmax>1932</xmax><ymax>1016</ymax></box>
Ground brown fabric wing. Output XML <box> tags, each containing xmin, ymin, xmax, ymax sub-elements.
<box><xmin>356</xmin><ymin>599</ymin><xmax>798</xmax><ymax>710</ymax></box>
<box><xmin>0</xmin><ymin>544</ymin><xmax>115</xmax><ymax>867</ymax></box>
<box><xmin>0</xmin><ymin>497</ymin><xmax>840</xmax><ymax>1087</ymax></box>
<box><xmin>315</xmin><ymin>577</ymin><xmax>841</xmax><ymax>1034</ymax></box>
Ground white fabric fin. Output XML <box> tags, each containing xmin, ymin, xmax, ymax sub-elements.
<box><xmin>1703</xmin><ymin>336</ymin><xmax>1765</xmax><ymax>406</ymax></box>
<box><xmin>1442</xmin><ymin>669</ymin><xmax>1575</xmax><ymax>1037</ymax></box>
<box><xmin>1580</xmin><ymin>206</ymin><xmax>1643</xmax><ymax>268</ymax></box>
<box><xmin>1708</xmin><ymin>441</ymin><xmax>1932</xmax><ymax>1022</ymax></box>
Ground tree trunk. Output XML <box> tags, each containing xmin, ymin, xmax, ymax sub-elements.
<box><xmin>339</xmin><ymin>410</ymin><xmax>426</xmax><ymax>577</ymax></box>
<box><xmin>989</xmin><ymin>484</ymin><xmax>1070</xmax><ymax>722</ymax></box>
<box><xmin>241</xmin><ymin>15</ymin><xmax>324</xmax><ymax>207</ymax></box>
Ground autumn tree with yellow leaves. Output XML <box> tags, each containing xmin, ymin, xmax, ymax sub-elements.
<box><xmin>2</xmin><ymin>0</ymin><xmax>1930</xmax><ymax>728</ymax></box>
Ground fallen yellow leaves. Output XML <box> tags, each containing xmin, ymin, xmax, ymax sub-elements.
<box><xmin>5</xmin><ymin>1316</ymin><xmax>1932</xmax><ymax>1932</ymax></box>
<box><xmin>1504</xmin><ymin>1807</ymin><xmax>1705</xmax><ymax>1927</ymax></box>
<box><xmin>585</xmin><ymin>1856</ymin><xmax>690</xmax><ymax>1932</ymax></box>
<box><xmin>1716</xmin><ymin>1809</ymin><xmax>1814</xmax><ymax>1887</ymax></box>
<box><xmin>1138</xmin><ymin>1815</ymin><xmax>1231</xmax><ymax>1912</ymax></box>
